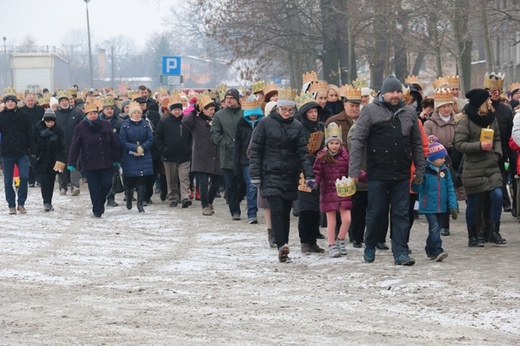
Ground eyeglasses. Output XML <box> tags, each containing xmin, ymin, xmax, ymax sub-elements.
<box><xmin>279</xmin><ymin>107</ymin><xmax>295</xmax><ymax>114</ymax></box>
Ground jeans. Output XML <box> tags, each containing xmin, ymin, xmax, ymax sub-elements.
<box><xmin>267</xmin><ymin>196</ymin><xmax>293</xmax><ymax>248</ymax></box>
<box><xmin>198</xmin><ymin>172</ymin><xmax>220</xmax><ymax>208</ymax></box>
<box><xmin>365</xmin><ymin>179</ymin><xmax>410</xmax><ymax>258</ymax></box>
<box><xmin>424</xmin><ymin>213</ymin><xmax>444</xmax><ymax>257</ymax></box>
<box><xmin>222</xmin><ymin>168</ymin><xmax>241</xmax><ymax>216</ymax></box>
<box><xmin>466</xmin><ymin>187</ymin><xmax>502</xmax><ymax>227</ymax></box>
<box><xmin>84</xmin><ymin>168</ymin><xmax>113</xmax><ymax>216</ymax></box>
<box><xmin>241</xmin><ymin>165</ymin><xmax>258</xmax><ymax>218</ymax></box>
<box><xmin>2</xmin><ymin>155</ymin><xmax>29</xmax><ymax>208</ymax></box>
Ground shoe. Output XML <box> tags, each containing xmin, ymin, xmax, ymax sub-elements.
<box><xmin>328</xmin><ymin>244</ymin><xmax>341</xmax><ymax>258</ymax></box>
<box><xmin>512</xmin><ymin>208</ymin><xmax>517</xmax><ymax>217</ymax></box>
<box><xmin>107</xmin><ymin>199</ymin><xmax>118</xmax><ymax>207</ymax></box>
<box><xmin>44</xmin><ymin>203</ymin><xmax>54</xmax><ymax>212</ymax></box>
<box><xmin>468</xmin><ymin>236</ymin><xmax>485</xmax><ymax>247</ymax></box>
<box><xmin>440</xmin><ymin>228</ymin><xmax>450</xmax><ymax>236</ymax></box>
<box><xmin>267</xmin><ymin>229</ymin><xmax>276</xmax><ymax>248</ymax></box>
<box><xmin>376</xmin><ymin>242</ymin><xmax>389</xmax><ymax>250</ymax></box>
<box><xmin>232</xmin><ymin>214</ymin><xmax>241</xmax><ymax>221</ymax></box>
<box><xmin>160</xmin><ymin>192</ymin><xmax>167</xmax><ymax>201</ymax></box>
<box><xmin>208</xmin><ymin>204</ymin><xmax>215</xmax><ymax>214</ymax></box>
<box><xmin>364</xmin><ymin>247</ymin><xmax>376</xmax><ymax>263</ymax></box>
<box><xmin>17</xmin><ymin>206</ymin><xmax>27</xmax><ymax>214</ymax></box>
<box><xmin>316</xmin><ymin>232</ymin><xmax>325</xmax><ymax>240</ymax></box>
<box><xmin>202</xmin><ymin>207</ymin><xmax>212</xmax><ymax>216</ymax></box>
<box><xmin>60</xmin><ymin>188</ymin><xmax>67</xmax><ymax>196</ymax></box>
<box><xmin>71</xmin><ymin>187</ymin><xmax>80</xmax><ymax>196</ymax></box>
<box><xmin>301</xmin><ymin>243</ymin><xmax>311</xmax><ymax>255</ymax></box>
<box><xmin>169</xmin><ymin>200</ymin><xmax>178</xmax><ymax>207</ymax></box>
<box><xmin>9</xmin><ymin>208</ymin><xmax>16</xmax><ymax>215</ymax></box>
<box><xmin>278</xmin><ymin>244</ymin><xmax>290</xmax><ymax>263</ymax></box>
<box><xmin>434</xmin><ymin>251</ymin><xmax>448</xmax><ymax>262</ymax></box>
<box><xmin>292</xmin><ymin>209</ymin><xmax>299</xmax><ymax>217</ymax></box>
<box><xmin>353</xmin><ymin>241</ymin><xmax>363</xmax><ymax>248</ymax></box>
<box><xmin>181</xmin><ymin>198</ymin><xmax>192</xmax><ymax>208</ymax></box>
<box><xmin>504</xmin><ymin>206</ymin><xmax>512</xmax><ymax>212</ymax></box>
<box><xmin>93</xmin><ymin>213</ymin><xmax>102</xmax><ymax>218</ymax></box>
<box><xmin>336</xmin><ymin>238</ymin><xmax>348</xmax><ymax>255</ymax></box>
<box><xmin>309</xmin><ymin>244</ymin><xmax>325</xmax><ymax>253</ymax></box>
<box><xmin>248</xmin><ymin>217</ymin><xmax>258</xmax><ymax>224</ymax></box>
<box><xmin>195</xmin><ymin>188</ymin><xmax>200</xmax><ymax>201</ymax></box>
<box><xmin>394</xmin><ymin>254</ymin><xmax>415</xmax><ymax>266</ymax></box>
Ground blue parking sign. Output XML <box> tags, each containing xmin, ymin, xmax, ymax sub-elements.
<box><xmin>162</xmin><ymin>56</ymin><xmax>182</xmax><ymax>75</ymax></box>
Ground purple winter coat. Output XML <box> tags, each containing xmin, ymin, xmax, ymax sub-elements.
<box><xmin>313</xmin><ymin>146</ymin><xmax>352</xmax><ymax>213</ymax></box>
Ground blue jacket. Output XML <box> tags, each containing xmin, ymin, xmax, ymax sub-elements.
<box><xmin>119</xmin><ymin>118</ymin><xmax>154</xmax><ymax>177</ymax></box>
<box><xmin>411</xmin><ymin>160</ymin><xmax>458</xmax><ymax>214</ymax></box>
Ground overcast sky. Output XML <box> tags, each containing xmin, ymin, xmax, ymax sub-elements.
<box><xmin>1</xmin><ymin>0</ymin><xmax>176</xmax><ymax>50</ymax></box>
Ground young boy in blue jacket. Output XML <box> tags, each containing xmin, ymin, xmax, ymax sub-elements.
<box><xmin>412</xmin><ymin>135</ymin><xmax>458</xmax><ymax>262</ymax></box>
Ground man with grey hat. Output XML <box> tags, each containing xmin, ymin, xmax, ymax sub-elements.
<box><xmin>349</xmin><ymin>74</ymin><xmax>425</xmax><ymax>266</ymax></box>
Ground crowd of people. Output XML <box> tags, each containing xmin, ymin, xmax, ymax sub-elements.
<box><xmin>0</xmin><ymin>71</ymin><xmax>519</xmax><ymax>265</ymax></box>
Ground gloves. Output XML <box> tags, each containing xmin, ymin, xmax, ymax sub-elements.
<box><xmin>67</xmin><ymin>165</ymin><xmax>76</xmax><ymax>171</ymax></box>
<box><xmin>136</xmin><ymin>146</ymin><xmax>144</xmax><ymax>155</ymax></box>
<box><xmin>450</xmin><ymin>208</ymin><xmax>458</xmax><ymax>220</ymax></box>
<box><xmin>413</xmin><ymin>174</ymin><xmax>423</xmax><ymax>184</ymax></box>
<box><xmin>305</xmin><ymin>178</ymin><xmax>317</xmax><ymax>190</ymax></box>
<box><xmin>113</xmin><ymin>162</ymin><xmax>121</xmax><ymax>168</ymax></box>
<box><xmin>251</xmin><ymin>178</ymin><xmax>261</xmax><ymax>188</ymax></box>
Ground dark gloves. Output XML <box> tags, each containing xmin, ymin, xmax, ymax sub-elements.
<box><xmin>413</xmin><ymin>174</ymin><xmax>423</xmax><ymax>184</ymax></box>
<box><xmin>450</xmin><ymin>208</ymin><xmax>458</xmax><ymax>220</ymax></box>
<box><xmin>305</xmin><ymin>178</ymin><xmax>317</xmax><ymax>190</ymax></box>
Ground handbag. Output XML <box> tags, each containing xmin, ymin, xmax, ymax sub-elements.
<box><xmin>111</xmin><ymin>169</ymin><xmax>125</xmax><ymax>193</ymax></box>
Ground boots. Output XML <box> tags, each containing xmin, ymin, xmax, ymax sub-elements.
<box><xmin>126</xmin><ymin>188</ymin><xmax>134</xmax><ymax>210</ymax></box>
<box><xmin>488</xmin><ymin>221</ymin><xmax>507</xmax><ymax>244</ymax></box>
<box><xmin>267</xmin><ymin>229</ymin><xmax>276</xmax><ymax>248</ymax></box>
<box><xmin>137</xmin><ymin>185</ymin><xmax>146</xmax><ymax>213</ymax></box>
<box><xmin>467</xmin><ymin>226</ymin><xmax>484</xmax><ymax>247</ymax></box>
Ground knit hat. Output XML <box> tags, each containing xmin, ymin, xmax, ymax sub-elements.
<box><xmin>43</xmin><ymin>108</ymin><xmax>56</xmax><ymax>121</ymax></box>
<box><xmin>169</xmin><ymin>103</ymin><xmax>183</xmax><ymax>111</ymax></box>
<box><xmin>121</xmin><ymin>99</ymin><xmax>131</xmax><ymax>112</ymax></box>
<box><xmin>49</xmin><ymin>97</ymin><xmax>59</xmax><ymax>108</ymax></box>
<box><xmin>427</xmin><ymin>135</ymin><xmax>447</xmax><ymax>161</ymax></box>
<box><xmin>264</xmin><ymin>101</ymin><xmax>277</xmax><ymax>116</ymax></box>
<box><xmin>225</xmin><ymin>89</ymin><xmax>240</xmax><ymax>102</ymax></box>
<box><xmin>361</xmin><ymin>87</ymin><xmax>371</xmax><ymax>96</ymax></box>
<box><xmin>2</xmin><ymin>95</ymin><xmax>18</xmax><ymax>103</ymax></box>
<box><xmin>381</xmin><ymin>74</ymin><xmax>403</xmax><ymax>94</ymax></box>
<box><xmin>466</xmin><ymin>88</ymin><xmax>490</xmax><ymax>108</ymax></box>
<box><xmin>325</xmin><ymin>122</ymin><xmax>343</xmax><ymax>145</ymax></box>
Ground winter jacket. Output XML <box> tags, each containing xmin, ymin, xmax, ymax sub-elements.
<box><xmin>102</xmin><ymin>114</ymin><xmax>124</xmax><ymax>148</ymax></box>
<box><xmin>182</xmin><ymin>111</ymin><xmax>221</xmax><ymax>175</ymax></box>
<box><xmin>68</xmin><ymin>117</ymin><xmax>121</xmax><ymax>171</ymax></box>
<box><xmin>326</xmin><ymin>111</ymin><xmax>355</xmax><ymax>149</ymax></box>
<box><xmin>119</xmin><ymin>118</ymin><xmax>154</xmax><ymax>177</ymax></box>
<box><xmin>313</xmin><ymin>146</ymin><xmax>352</xmax><ymax>213</ymax></box>
<box><xmin>155</xmin><ymin>114</ymin><xmax>192</xmax><ymax>163</ymax></box>
<box><xmin>249</xmin><ymin>110</ymin><xmax>314</xmax><ymax>201</ymax></box>
<box><xmin>349</xmin><ymin>95</ymin><xmax>425</xmax><ymax>180</ymax></box>
<box><xmin>493</xmin><ymin>101</ymin><xmax>513</xmax><ymax>159</ymax></box>
<box><xmin>347</xmin><ymin>122</ymin><xmax>367</xmax><ymax>192</ymax></box>
<box><xmin>143</xmin><ymin>110</ymin><xmax>161</xmax><ymax>162</ymax></box>
<box><xmin>55</xmin><ymin>106</ymin><xmax>83</xmax><ymax>152</ymax></box>
<box><xmin>211</xmin><ymin>105</ymin><xmax>243</xmax><ymax>170</ymax></box>
<box><xmin>20</xmin><ymin>105</ymin><xmax>45</xmax><ymax>127</ymax></box>
<box><xmin>233</xmin><ymin>111</ymin><xmax>263</xmax><ymax>174</ymax></box>
<box><xmin>31</xmin><ymin>121</ymin><xmax>66</xmax><ymax>174</ymax></box>
<box><xmin>411</xmin><ymin>161</ymin><xmax>458</xmax><ymax>214</ymax></box>
<box><xmin>0</xmin><ymin>107</ymin><xmax>34</xmax><ymax>157</ymax></box>
<box><xmin>423</xmin><ymin>111</ymin><xmax>456</xmax><ymax>149</ymax></box>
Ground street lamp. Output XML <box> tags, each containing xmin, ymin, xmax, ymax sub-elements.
<box><xmin>3</xmin><ymin>36</ymin><xmax>7</xmax><ymax>88</ymax></box>
<box><xmin>84</xmin><ymin>0</ymin><xmax>94</xmax><ymax>88</ymax></box>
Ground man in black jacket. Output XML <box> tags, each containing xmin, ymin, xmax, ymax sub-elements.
<box><xmin>20</xmin><ymin>93</ymin><xmax>45</xmax><ymax>187</ymax></box>
<box><xmin>0</xmin><ymin>93</ymin><xmax>34</xmax><ymax>214</ymax></box>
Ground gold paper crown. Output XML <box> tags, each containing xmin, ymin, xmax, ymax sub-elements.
<box><xmin>215</xmin><ymin>83</ymin><xmax>228</xmax><ymax>92</ymax></box>
<box><xmin>302</xmin><ymin>71</ymin><xmax>318</xmax><ymax>85</ymax></box>
<box><xmin>446</xmin><ymin>76</ymin><xmax>460</xmax><ymax>89</ymax></box>
<box><xmin>335</xmin><ymin>176</ymin><xmax>357</xmax><ymax>197</ymax></box>
<box><xmin>37</xmin><ymin>94</ymin><xmax>51</xmax><ymax>105</ymax></box>
<box><xmin>237</xmin><ymin>86</ymin><xmax>247</xmax><ymax>96</ymax></box>
<box><xmin>309</xmin><ymin>80</ymin><xmax>328</xmax><ymax>94</ymax></box>
<box><xmin>128</xmin><ymin>91</ymin><xmax>139</xmax><ymax>101</ymax></box>
<box><xmin>484</xmin><ymin>72</ymin><xmax>505</xmax><ymax>90</ymax></box>
<box><xmin>198</xmin><ymin>95</ymin><xmax>214</xmax><ymax>109</ymax></box>
<box><xmin>242</xmin><ymin>95</ymin><xmax>262</xmax><ymax>110</ymax></box>
<box><xmin>433</xmin><ymin>88</ymin><xmax>454</xmax><ymax>106</ymax></box>
<box><xmin>295</xmin><ymin>92</ymin><xmax>316</xmax><ymax>109</ymax></box>
<box><xmin>169</xmin><ymin>92</ymin><xmax>183</xmax><ymax>106</ymax></box>
<box><xmin>102</xmin><ymin>96</ymin><xmax>115</xmax><ymax>108</ymax></box>
<box><xmin>57</xmin><ymin>89</ymin><xmax>69</xmax><ymax>99</ymax></box>
<box><xmin>156</xmin><ymin>86</ymin><xmax>168</xmax><ymax>96</ymax></box>
<box><xmin>509</xmin><ymin>82</ymin><xmax>520</xmax><ymax>93</ymax></box>
<box><xmin>252</xmin><ymin>80</ymin><xmax>266</xmax><ymax>94</ymax></box>
<box><xmin>278</xmin><ymin>88</ymin><xmax>297</xmax><ymax>101</ymax></box>
<box><xmin>4</xmin><ymin>87</ymin><xmax>16</xmax><ymax>97</ymax></box>
<box><xmin>352</xmin><ymin>77</ymin><xmax>368</xmax><ymax>89</ymax></box>
<box><xmin>325</xmin><ymin>122</ymin><xmax>342</xmax><ymax>142</ymax></box>
<box><xmin>68</xmin><ymin>88</ymin><xmax>78</xmax><ymax>97</ymax></box>
<box><xmin>128</xmin><ymin>101</ymin><xmax>141</xmax><ymax>113</ymax></box>
<box><xmin>218</xmin><ymin>89</ymin><xmax>227</xmax><ymax>101</ymax></box>
<box><xmin>339</xmin><ymin>84</ymin><xmax>361</xmax><ymax>101</ymax></box>
<box><xmin>84</xmin><ymin>102</ymin><xmax>99</xmax><ymax>113</ymax></box>
<box><xmin>203</xmin><ymin>90</ymin><xmax>217</xmax><ymax>99</ymax></box>
<box><xmin>404</xmin><ymin>75</ymin><xmax>423</xmax><ymax>89</ymax></box>
<box><xmin>263</xmin><ymin>82</ymin><xmax>279</xmax><ymax>97</ymax></box>
<box><xmin>433</xmin><ymin>77</ymin><xmax>449</xmax><ymax>90</ymax></box>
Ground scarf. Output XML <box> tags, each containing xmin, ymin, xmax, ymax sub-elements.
<box><xmin>465</xmin><ymin>105</ymin><xmax>495</xmax><ymax>128</ymax></box>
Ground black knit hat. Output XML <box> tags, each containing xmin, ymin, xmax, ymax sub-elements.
<box><xmin>225</xmin><ymin>89</ymin><xmax>240</xmax><ymax>102</ymax></box>
<box><xmin>169</xmin><ymin>103</ymin><xmax>183</xmax><ymax>111</ymax></box>
<box><xmin>381</xmin><ymin>75</ymin><xmax>403</xmax><ymax>94</ymax></box>
<box><xmin>43</xmin><ymin>108</ymin><xmax>56</xmax><ymax>121</ymax></box>
<box><xmin>2</xmin><ymin>95</ymin><xmax>18</xmax><ymax>103</ymax></box>
<box><xmin>466</xmin><ymin>88</ymin><xmax>490</xmax><ymax>108</ymax></box>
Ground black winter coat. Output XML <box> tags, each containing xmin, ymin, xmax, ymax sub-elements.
<box><xmin>31</xmin><ymin>121</ymin><xmax>66</xmax><ymax>174</ymax></box>
<box><xmin>0</xmin><ymin>107</ymin><xmax>34</xmax><ymax>157</ymax></box>
<box><xmin>233</xmin><ymin>116</ymin><xmax>259</xmax><ymax>175</ymax></box>
<box><xmin>249</xmin><ymin>111</ymin><xmax>314</xmax><ymax>201</ymax></box>
<box><xmin>20</xmin><ymin>105</ymin><xmax>45</xmax><ymax>127</ymax></box>
<box><xmin>155</xmin><ymin>114</ymin><xmax>192</xmax><ymax>162</ymax></box>
<box><xmin>143</xmin><ymin>110</ymin><xmax>161</xmax><ymax>161</ymax></box>
<box><xmin>55</xmin><ymin>107</ymin><xmax>82</xmax><ymax>152</ymax></box>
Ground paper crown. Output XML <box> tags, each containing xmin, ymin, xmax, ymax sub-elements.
<box><xmin>197</xmin><ymin>94</ymin><xmax>214</xmax><ymax>109</ymax></box>
<box><xmin>169</xmin><ymin>92</ymin><xmax>183</xmax><ymax>106</ymax></box>
<box><xmin>242</xmin><ymin>95</ymin><xmax>262</xmax><ymax>110</ymax></box>
<box><xmin>302</xmin><ymin>71</ymin><xmax>318</xmax><ymax>85</ymax></box>
<box><xmin>203</xmin><ymin>90</ymin><xmax>217</xmax><ymax>99</ymax></box>
<box><xmin>509</xmin><ymin>82</ymin><xmax>520</xmax><ymax>93</ymax></box>
<box><xmin>156</xmin><ymin>86</ymin><xmax>168</xmax><ymax>96</ymax></box>
<box><xmin>128</xmin><ymin>101</ymin><xmax>141</xmax><ymax>114</ymax></box>
<box><xmin>252</xmin><ymin>80</ymin><xmax>266</xmax><ymax>94</ymax></box>
<box><xmin>433</xmin><ymin>88</ymin><xmax>454</xmax><ymax>107</ymax></box>
<box><xmin>484</xmin><ymin>72</ymin><xmax>505</xmax><ymax>90</ymax></box>
<box><xmin>325</xmin><ymin>122</ymin><xmax>342</xmax><ymax>142</ymax></box>
<box><xmin>215</xmin><ymin>83</ymin><xmax>228</xmax><ymax>92</ymax></box>
<box><xmin>68</xmin><ymin>87</ymin><xmax>78</xmax><ymax>96</ymax></box>
<box><xmin>404</xmin><ymin>75</ymin><xmax>423</xmax><ymax>89</ymax></box>
<box><xmin>433</xmin><ymin>77</ymin><xmax>449</xmax><ymax>90</ymax></box>
<box><xmin>445</xmin><ymin>76</ymin><xmax>460</xmax><ymax>89</ymax></box>
<box><xmin>278</xmin><ymin>88</ymin><xmax>297</xmax><ymax>101</ymax></box>
<box><xmin>335</xmin><ymin>176</ymin><xmax>356</xmax><ymax>197</ymax></box>
<box><xmin>237</xmin><ymin>86</ymin><xmax>247</xmax><ymax>96</ymax></box>
<box><xmin>4</xmin><ymin>87</ymin><xmax>16</xmax><ymax>97</ymax></box>
<box><xmin>128</xmin><ymin>91</ymin><xmax>139</xmax><ymax>101</ymax></box>
<box><xmin>295</xmin><ymin>92</ymin><xmax>315</xmax><ymax>109</ymax></box>
<box><xmin>352</xmin><ymin>77</ymin><xmax>368</xmax><ymax>89</ymax></box>
<box><xmin>84</xmin><ymin>102</ymin><xmax>99</xmax><ymax>113</ymax></box>
<box><xmin>309</xmin><ymin>80</ymin><xmax>328</xmax><ymax>94</ymax></box>
<box><xmin>263</xmin><ymin>82</ymin><xmax>279</xmax><ymax>97</ymax></box>
<box><xmin>57</xmin><ymin>89</ymin><xmax>69</xmax><ymax>99</ymax></box>
<box><xmin>340</xmin><ymin>84</ymin><xmax>361</xmax><ymax>101</ymax></box>
<box><xmin>102</xmin><ymin>96</ymin><xmax>115</xmax><ymax>108</ymax></box>
<box><xmin>37</xmin><ymin>94</ymin><xmax>51</xmax><ymax>105</ymax></box>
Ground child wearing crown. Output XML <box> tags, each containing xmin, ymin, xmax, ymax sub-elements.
<box><xmin>313</xmin><ymin>122</ymin><xmax>355</xmax><ymax>258</ymax></box>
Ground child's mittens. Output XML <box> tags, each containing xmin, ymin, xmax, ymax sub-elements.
<box><xmin>450</xmin><ymin>208</ymin><xmax>458</xmax><ymax>220</ymax></box>
<box><xmin>305</xmin><ymin>178</ymin><xmax>317</xmax><ymax>190</ymax></box>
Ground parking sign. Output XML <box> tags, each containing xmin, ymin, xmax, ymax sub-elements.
<box><xmin>162</xmin><ymin>56</ymin><xmax>182</xmax><ymax>75</ymax></box>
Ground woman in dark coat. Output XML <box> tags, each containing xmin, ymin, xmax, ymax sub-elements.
<box><xmin>119</xmin><ymin>102</ymin><xmax>154</xmax><ymax>213</ymax></box>
<box><xmin>68</xmin><ymin>103</ymin><xmax>121</xmax><ymax>218</ymax></box>
<box><xmin>31</xmin><ymin>109</ymin><xmax>66</xmax><ymax>211</ymax></box>
<box><xmin>249</xmin><ymin>96</ymin><xmax>315</xmax><ymax>263</ymax></box>
<box><xmin>182</xmin><ymin>95</ymin><xmax>221</xmax><ymax>216</ymax></box>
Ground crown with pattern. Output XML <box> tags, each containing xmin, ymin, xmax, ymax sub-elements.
<box><xmin>57</xmin><ymin>89</ymin><xmax>69</xmax><ymax>100</ymax></box>
<box><xmin>169</xmin><ymin>92</ymin><xmax>183</xmax><ymax>106</ymax></box>
<box><xmin>325</xmin><ymin>122</ymin><xmax>342</xmax><ymax>144</ymax></box>
<box><xmin>242</xmin><ymin>95</ymin><xmax>262</xmax><ymax>110</ymax></box>
<box><xmin>252</xmin><ymin>80</ymin><xmax>266</xmax><ymax>94</ymax></box>
<box><xmin>484</xmin><ymin>72</ymin><xmax>505</xmax><ymax>90</ymax></box>
<box><xmin>433</xmin><ymin>88</ymin><xmax>454</xmax><ymax>108</ymax></box>
<box><xmin>352</xmin><ymin>77</ymin><xmax>368</xmax><ymax>89</ymax></box>
<box><xmin>445</xmin><ymin>76</ymin><xmax>460</xmax><ymax>89</ymax></box>
<box><xmin>197</xmin><ymin>94</ymin><xmax>214</xmax><ymax>109</ymax></box>
<box><xmin>295</xmin><ymin>92</ymin><xmax>316</xmax><ymax>109</ymax></box>
<box><xmin>4</xmin><ymin>87</ymin><xmax>16</xmax><ymax>97</ymax></box>
<box><xmin>404</xmin><ymin>75</ymin><xmax>423</xmax><ymax>89</ymax></box>
<box><xmin>203</xmin><ymin>90</ymin><xmax>217</xmax><ymax>99</ymax></box>
<box><xmin>102</xmin><ymin>96</ymin><xmax>115</xmax><ymax>108</ymax></box>
<box><xmin>309</xmin><ymin>80</ymin><xmax>328</xmax><ymax>94</ymax></box>
<box><xmin>509</xmin><ymin>82</ymin><xmax>520</xmax><ymax>94</ymax></box>
<box><xmin>68</xmin><ymin>87</ymin><xmax>78</xmax><ymax>97</ymax></box>
<box><xmin>37</xmin><ymin>94</ymin><xmax>51</xmax><ymax>105</ymax></box>
<box><xmin>215</xmin><ymin>83</ymin><xmax>228</xmax><ymax>92</ymax></box>
<box><xmin>263</xmin><ymin>82</ymin><xmax>279</xmax><ymax>98</ymax></box>
<box><xmin>335</xmin><ymin>176</ymin><xmax>357</xmax><ymax>197</ymax></box>
<box><xmin>278</xmin><ymin>87</ymin><xmax>297</xmax><ymax>101</ymax></box>
<box><xmin>339</xmin><ymin>84</ymin><xmax>361</xmax><ymax>102</ymax></box>
<box><xmin>432</xmin><ymin>77</ymin><xmax>449</xmax><ymax>90</ymax></box>
<box><xmin>84</xmin><ymin>102</ymin><xmax>99</xmax><ymax>113</ymax></box>
<box><xmin>302</xmin><ymin>71</ymin><xmax>318</xmax><ymax>85</ymax></box>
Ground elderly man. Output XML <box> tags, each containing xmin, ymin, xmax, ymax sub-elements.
<box><xmin>349</xmin><ymin>75</ymin><xmax>425</xmax><ymax>266</ymax></box>
<box><xmin>326</xmin><ymin>85</ymin><xmax>361</xmax><ymax>145</ymax></box>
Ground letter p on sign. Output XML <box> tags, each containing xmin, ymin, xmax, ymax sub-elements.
<box><xmin>162</xmin><ymin>56</ymin><xmax>182</xmax><ymax>75</ymax></box>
